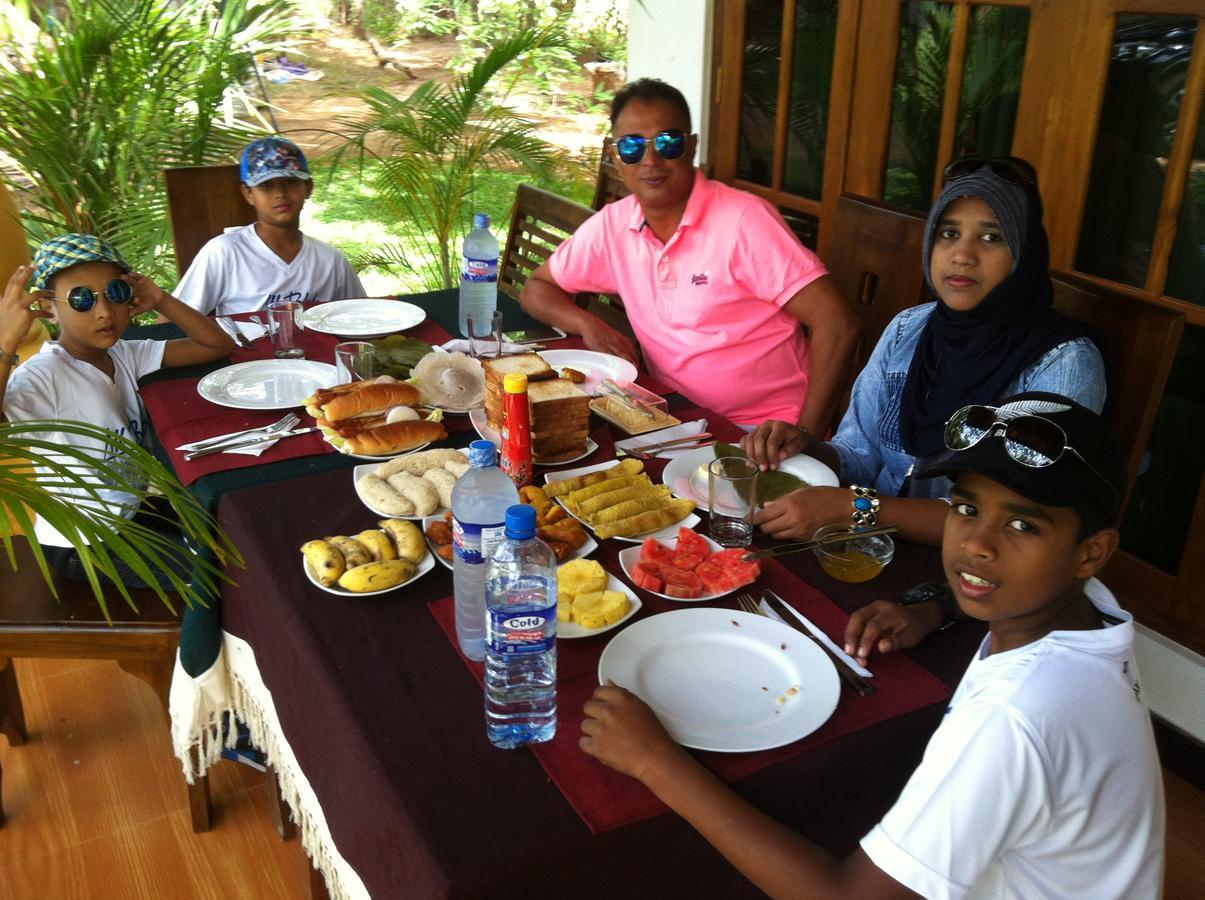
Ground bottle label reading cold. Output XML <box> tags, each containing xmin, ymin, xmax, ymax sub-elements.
<box><xmin>452</xmin><ymin>519</ymin><xmax>507</xmax><ymax>565</ymax></box>
<box><xmin>461</xmin><ymin>256</ymin><xmax>498</xmax><ymax>283</ymax></box>
<box><xmin>486</xmin><ymin>607</ymin><xmax>556</xmax><ymax>655</ymax></box>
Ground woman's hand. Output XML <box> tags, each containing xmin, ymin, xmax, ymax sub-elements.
<box><xmin>0</xmin><ymin>264</ymin><xmax>53</xmax><ymax>356</ymax></box>
<box><xmin>752</xmin><ymin>485</ymin><xmax>849</xmax><ymax>540</ymax></box>
<box><xmin>580</xmin><ymin>681</ymin><xmax>687</xmax><ymax>782</ymax></box>
<box><xmin>741</xmin><ymin>420</ymin><xmax>809</xmax><ymax>471</ymax></box>
<box><xmin>123</xmin><ymin>272</ymin><xmax>169</xmax><ymax>317</ymax></box>
<box><xmin>843</xmin><ymin>599</ymin><xmax>943</xmax><ymax>668</ymax></box>
<box><xmin>580</xmin><ymin>318</ymin><xmax>639</xmax><ymax>365</ymax></box>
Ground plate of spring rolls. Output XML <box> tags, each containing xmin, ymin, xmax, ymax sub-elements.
<box><xmin>543</xmin><ymin>458</ymin><xmax>699</xmax><ymax>543</ymax></box>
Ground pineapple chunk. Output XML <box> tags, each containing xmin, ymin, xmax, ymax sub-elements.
<box><xmin>571</xmin><ymin>589</ymin><xmax>631</xmax><ymax>630</ymax></box>
<box><xmin>557</xmin><ymin>559</ymin><xmax>607</xmax><ymax>602</ymax></box>
<box><xmin>557</xmin><ymin>598</ymin><xmax>573</xmax><ymax>623</ymax></box>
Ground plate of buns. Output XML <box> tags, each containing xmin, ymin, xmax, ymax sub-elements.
<box><xmin>304</xmin><ymin>377</ymin><xmax>448</xmax><ymax>459</ymax></box>
<box><xmin>353</xmin><ymin>448</ymin><xmax>471</xmax><ymax>519</ymax></box>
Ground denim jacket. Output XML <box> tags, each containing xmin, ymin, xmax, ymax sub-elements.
<box><xmin>828</xmin><ymin>302</ymin><xmax>1107</xmax><ymax>498</ymax></box>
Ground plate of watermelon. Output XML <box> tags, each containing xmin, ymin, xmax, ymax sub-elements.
<box><xmin>619</xmin><ymin>527</ymin><xmax>761</xmax><ymax>601</ymax></box>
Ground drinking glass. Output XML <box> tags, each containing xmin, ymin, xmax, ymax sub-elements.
<box><xmin>267</xmin><ymin>299</ymin><xmax>304</xmax><ymax>359</ymax></box>
<box><xmin>335</xmin><ymin>341</ymin><xmax>375</xmax><ymax>383</ymax></box>
<box><xmin>707</xmin><ymin>456</ymin><xmax>759</xmax><ymax>548</ymax></box>
<box><xmin>467</xmin><ymin>310</ymin><xmax>504</xmax><ymax>359</ymax></box>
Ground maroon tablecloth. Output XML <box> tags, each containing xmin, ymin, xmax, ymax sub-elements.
<box><xmin>216</xmin><ymin>462</ymin><xmax>986</xmax><ymax>898</ymax></box>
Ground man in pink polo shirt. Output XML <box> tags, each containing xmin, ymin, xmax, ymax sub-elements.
<box><xmin>522</xmin><ymin>79</ymin><xmax>858</xmax><ymax>430</ymax></box>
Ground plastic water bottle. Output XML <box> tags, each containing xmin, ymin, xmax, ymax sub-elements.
<box><xmin>458</xmin><ymin>212</ymin><xmax>499</xmax><ymax>337</ymax></box>
<box><xmin>484</xmin><ymin>504</ymin><xmax>557</xmax><ymax>749</ymax></box>
<box><xmin>452</xmin><ymin>440</ymin><xmax>519</xmax><ymax>661</ymax></box>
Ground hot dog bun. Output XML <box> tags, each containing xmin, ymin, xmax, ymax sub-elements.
<box><xmin>343</xmin><ymin>419</ymin><xmax>447</xmax><ymax>455</ymax></box>
<box><xmin>323</xmin><ymin>382</ymin><xmax>421</xmax><ymax>422</ymax></box>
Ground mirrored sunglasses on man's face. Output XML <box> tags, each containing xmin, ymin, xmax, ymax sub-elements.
<box><xmin>614</xmin><ymin>129</ymin><xmax>688</xmax><ymax>165</ymax></box>
<box><xmin>57</xmin><ymin>278</ymin><xmax>133</xmax><ymax>312</ymax></box>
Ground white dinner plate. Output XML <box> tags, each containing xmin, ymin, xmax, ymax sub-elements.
<box><xmin>538</xmin><ymin>349</ymin><xmax>638</xmax><ymax>395</ymax></box>
<box><xmin>305</xmin><ymin>299</ymin><xmax>426</xmax><ymax>338</ymax></box>
<box><xmin>662</xmin><ymin>446</ymin><xmax>838</xmax><ymax>512</ymax></box>
<box><xmin>197</xmin><ymin>359</ymin><xmax>338</xmax><ymax>410</ymax></box>
<box><xmin>558</xmin><ymin>573</ymin><xmax>642</xmax><ymax>639</ymax></box>
<box><xmin>327</xmin><ymin>435</ymin><xmax>433</xmax><ymax>462</ymax></box>
<box><xmin>353</xmin><ymin>449</ymin><xmax>468</xmax><ymax>519</ymax></box>
<box><xmin>302</xmin><ymin>551</ymin><xmax>435</xmax><ymax>597</ymax></box>
<box><xmin>468</xmin><ymin>408</ymin><xmax>600</xmax><ymax>467</ymax></box>
<box><xmin>421</xmin><ymin>513</ymin><xmax>598</xmax><ymax>570</ymax></box>
<box><xmin>617</xmin><ymin>532</ymin><xmax>758</xmax><ymax>602</ymax></box>
<box><xmin>598</xmin><ymin>608</ymin><xmax>840</xmax><ymax>753</ymax></box>
<box><xmin>544</xmin><ymin>460</ymin><xmax>701</xmax><ymax>543</ymax></box>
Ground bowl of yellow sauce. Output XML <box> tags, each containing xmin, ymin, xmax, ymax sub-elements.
<box><xmin>813</xmin><ymin>524</ymin><xmax>894</xmax><ymax>583</ymax></box>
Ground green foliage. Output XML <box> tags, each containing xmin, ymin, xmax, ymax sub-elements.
<box><xmin>0</xmin><ymin>419</ymin><xmax>243</xmax><ymax>619</ymax></box>
<box><xmin>0</xmin><ymin>0</ymin><xmax>299</xmax><ymax>283</ymax></box>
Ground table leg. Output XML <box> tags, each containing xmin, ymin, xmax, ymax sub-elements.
<box><xmin>0</xmin><ymin>657</ymin><xmax>28</xmax><ymax>746</ymax></box>
<box><xmin>267</xmin><ymin>765</ymin><xmax>296</xmax><ymax>841</ymax></box>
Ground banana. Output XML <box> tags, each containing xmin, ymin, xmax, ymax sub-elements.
<box><xmin>325</xmin><ymin>535</ymin><xmax>372</xmax><ymax>568</ymax></box>
<box><xmin>337</xmin><ymin>558</ymin><xmax>415</xmax><ymax>593</ymax></box>
<box><xmin>300</xmin><ymin>539</ymin><xmax>345</xmax><ymax>587</ymax></box>
<box><xmin>354</xmin><ymin>529</ymin><xmax>398</xmax><ymax>563</ymax></box>
<box><xmin>378</xmin><ymin>518</ymin><xmax>427</xmax><ymax>565</ymax></box>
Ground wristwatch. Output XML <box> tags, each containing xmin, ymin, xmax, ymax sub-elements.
<box><xmin>899</xmin><ymin>579</ymin><xmax>959</xmax><ymax>630</ymax></box>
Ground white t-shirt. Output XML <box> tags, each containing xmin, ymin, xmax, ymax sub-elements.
<box><xmin>861</xmin><ymin>579</ymin><xmax>1165</xmax><ymax>899</ymax></box>
<box><xmin>3</xmin><ymin>339</ymin><xmax>166</xmax><ymax>547</ymax></box>
<box><xmin>173</xmin><ymin>224</ymin><xmax>366</xmax><ymax>316</ymax></box>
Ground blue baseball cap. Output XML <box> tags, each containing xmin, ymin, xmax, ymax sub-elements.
<box><xmin>240</xmin><ymin>137</ymin><xmax>312</xmax><ymax>187</ymax></box>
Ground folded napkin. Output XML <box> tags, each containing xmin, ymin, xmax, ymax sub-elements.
<box><xmin>614</xmin><ymin>419</ymin><xmax>708</xmax><ymax>459</ymax></box>
<box><xmin>438</xmin><ymin>339</ymin><xmax>531</xmax><ymax>355</ymax></box>
<box><xmin>760</xmin><ymin>595</ymin><xmax>874</xmax><ymax>678</ymax></box>
<box><xmin>219</xmin><ymin>318</ymin><xmax>269</xmax><ymax>342</ymax></box>
<box><xmin>175</xmin><ymin>427</ymin><xmax>281</xmax><ymax>457</ymax></box>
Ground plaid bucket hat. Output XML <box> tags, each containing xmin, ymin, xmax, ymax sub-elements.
<box><xmin>240</xmin><ymin>137</ymin><xmax>312</xmax><ymax>187</ymax></box>
<box><xmin>31</xmin><ymin>233</ymin><xmax>130</xmax><ymax>290</ymax></box>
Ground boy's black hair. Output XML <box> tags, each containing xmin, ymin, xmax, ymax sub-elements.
<box><xmin>610</xmin><ymin>78</ymin><xmax>692</xmax><ymax>131</ymax></box>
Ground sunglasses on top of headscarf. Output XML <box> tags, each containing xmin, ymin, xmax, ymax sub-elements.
<box><xmin>942</xmin><ymin>156</ymin><xmax>1037</xmax><ymax>187</ymax></box>
<box><xmin>613</xmin><ymin>129</ymin><xmax>688</xmax><ymax>165</ymax></box>
<box><xmin>56</xmin><ymin>278</ymin><xmax>133</xmax><ymax>312</ymax></box>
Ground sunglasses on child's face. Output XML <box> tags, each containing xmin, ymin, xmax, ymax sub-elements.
<box><xmin>613</xmin><ymin>129</ymin><xmax>688</xmax><ymax>165</ymax></box>
<box><xmin>57</xmin><ymin>278</ymin><xmax>133</xmax><ymax>312</ymax></box>
<box><xmin>943</xmin><ymin>156</ymin><xmax>1037</xmax><ymax>187</ymax></box>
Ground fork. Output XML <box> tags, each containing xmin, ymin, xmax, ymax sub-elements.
<box><xmin>735</xmin><ymin>592</ymin><xmax>874</xmax><ymax>697</ymax></box>
<box><xmin>249</xmin><ymin>313</ymin><xmax>268</xmax><ymax>336</ymax></box>
<box><xmin>221</xmin><ymin>317</ymin><xmax>255</xmax><ymax>349</ymax></box>
<box><xmin>183</xmin><ymin>411</ymin><xmax>300</xmax><ymax>453</ymax></box>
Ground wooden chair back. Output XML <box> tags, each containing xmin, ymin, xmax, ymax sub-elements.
<box><xmin>498</xmin><ymin>184</ymin><xmax>595</xmax><ymax>302</ymax></box>
<box><xmin>164</xmin><ymin>165</ymin><xmax>256</xmax><ymax>280</ymax></box>
<box><xmin>1050</xmin><ymin>271</ymin><xmax>1185</xmax><ymax>499</ymax></box>
<box><xmin>591</xmin><ymin>138</ymin><xmax>631</xmax><ymax>210</ymax></box>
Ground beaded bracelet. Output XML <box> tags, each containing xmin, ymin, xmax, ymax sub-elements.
<box><xmin>0</xmin><ymin>350</ymin><xmax>19</xmax><ymax>366</ymax></box>
<box><xmin>850</xmin><ymin>484</ymin><xmax>880</xmax><ymax>528</ymax></box>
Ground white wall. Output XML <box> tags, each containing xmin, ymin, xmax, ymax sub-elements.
<box><xmin>626</xmin><ymin>0</ymin><xmax>715</xmax><ymax>161</ymax></box>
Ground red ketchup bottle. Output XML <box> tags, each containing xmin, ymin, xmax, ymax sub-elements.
<box><xmin>500</xmin><ymin>372</ymin><xmax>533</xmax><ymax>489</ymax></box>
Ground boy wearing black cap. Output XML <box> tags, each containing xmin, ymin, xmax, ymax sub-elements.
<box><xmin>581</xmin><ymin>393</ymin><xmax>1165</xmax><ymax>898</ymax></box>
<box><xmin>174</xmin><ymin>136</ymin><xmax>365</xmax><ymax>317</ymax></box>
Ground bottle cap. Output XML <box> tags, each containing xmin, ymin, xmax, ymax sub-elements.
<box><xmin>505</xmin><ymin>504</ymin><xmax>536</xmax><ymax>539</ymax></box>
<box><xmin>473</xmin><ymin>212</ymin><xmax>490</xmax><ymax>230</ymax></box>
<box><xmin>503</xmin><ymin>372</ymin><xmax>528</xmax><ymax>394</ymax></box>
<box><xmin>467</xmin><ymin>439</ymin><xmax>495</xmax><ymax>467</ymax></box>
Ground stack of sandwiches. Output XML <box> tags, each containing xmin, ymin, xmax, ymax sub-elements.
<box><xmin>483</xmin><ymin>354</ymin><xmax>591</xmax><ymax>463</ymax></box>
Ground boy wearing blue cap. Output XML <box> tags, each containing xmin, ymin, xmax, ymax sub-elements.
<box><xmin>174</xmin><ymin>137</ymin><xmax>365</xmax><ymax>317</ymax></box>
<box><xmin>0</xmin><ymin>235</ymin><xmax>233</xmax><ymax>584</ymax></box>
<box><xmin>581</xmin><ymin>393</ymin><xmax>1164</xmax><ymax>898</ymax></box>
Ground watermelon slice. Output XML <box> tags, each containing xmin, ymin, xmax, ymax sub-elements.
<box><xmin>670</xmin><ymin>528</ymin><xmax>711</xmax><ymax>571</ymax></box>
<box><xmin>696</xmin><ymin>548</ymin><xmax>760</xmax><ymax>593</ymax></box>
<box><xmin>640</xmin><ymin>537</ymin><xmax>674</xmax><ymax>565</ymax></box>
<box><xmin>658</xmin><ymin>563</ymin><xmax>704</xmax><ymax>599</ymax></box>
<box><xmin>631</xmin><ymin>562</ymin><xmax>664</xmax><ymax>593</ymax></box>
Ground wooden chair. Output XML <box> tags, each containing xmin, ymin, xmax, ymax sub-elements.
<box><xmin>1050</xmin><ymin>271</ymin><xmax>1185</xmax><ymax>503</ymax></box>
<box><xmin>591</xmin><ymin>138</ymin><xmax>631</xmax><ymax>210</ymax></box>
<box><xmin>0</xmin><ymin>538</ymin><xmax>212</xmax><ymax>830</ymax></box>
<box><xmin>498</xmin><ymin>183</ymin><xmax>595</xmax><ymax>303</ymax></box>
<box><xmin>164</xmin><ymin>164</ymin><xmax>255</xmax><ymax>280</ymax></box>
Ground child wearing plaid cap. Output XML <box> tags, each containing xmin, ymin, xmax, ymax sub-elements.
<box><xmin>0</xmin><ymin>234</ymin><xmax>233</xmax><ymax>586</ymax></box>
<box><xmin>174</xmin><ymin>137</ymin><xmax>365</xmax><ymax>316</ymax></box>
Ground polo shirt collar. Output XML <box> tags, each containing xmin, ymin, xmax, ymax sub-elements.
<box><xmin>627</xmin><ymin>168</ymin><xmax>715</xmax><ymax>234</ymax></box>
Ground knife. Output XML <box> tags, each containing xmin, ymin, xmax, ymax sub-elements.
<box><xmin>761</xmin><ymin>589</ymin><xmax>875</xmax><ymax>696</ymax></box>
<box><xmin>184</xmin><ymin>427</ymin><xmax>318</xmax><ymax>460</ymax></box>
<box><xmin>599</xmin><ymin>379</ymin><xmax>656</xmax><ymax>419</ymax></box>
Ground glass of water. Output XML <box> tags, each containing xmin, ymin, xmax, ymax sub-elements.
<box><xmin>335</xmin><ymin>341</ymin><xmax>375</xmax><ymax>383</ymax></box>
<box><xmin>707</xmin><ymin>456</ymin><xmax>759</xmax><ymax>548</ymax></box>
<box><xmin>267</xmin><ymin>299</ymin><xmax>304</xmax><ymax>359</ymax></box>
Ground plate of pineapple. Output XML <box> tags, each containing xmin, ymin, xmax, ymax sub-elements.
<box><xmin>556</xmin><ymin>558</ymin><xmax>641</xmax><ymax>638</ymax></box>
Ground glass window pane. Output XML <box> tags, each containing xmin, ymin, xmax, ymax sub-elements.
<box><xmin>779</xmin><ymin>207</ymin><xmax>820</xmax><ymax>251</ymax></box>
<box><xmin>1119</xmin><ymin>326</ymin><xmax>1205</xmax><ymax>574</ymax></box>
<box><xmin>737</xmin><ymin>0</ymin><xmax>784</xmax><ymax>187</ymax></box>
<box><xmin>884</xmin><ymin>1</ymin><xmax>954</xmax><ymax>211</ymax></box>
<box><xmin>954</xmin><ymin>6</ymin><xmax>1029</xmax><ymax>158</ymax></box>
<box><xmin>782</xmin><ymin>0</ymin><xmax>839</xmax><ymax>199</ymax></box>
<box><xmin>1075</xmin><ymin>16</ymin><xmax>1196</xmax><ymax>288</ymax></box>
<box><xmin>1165</xmin><ymin>100</ymin><xmax>1205</xmax><ymax>305</ymax></box>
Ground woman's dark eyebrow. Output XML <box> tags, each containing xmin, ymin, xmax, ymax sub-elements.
<box><xmin>936</xmin><ymin>218</ymin><xmax>1002</xmax><ymax>229</ymax></box>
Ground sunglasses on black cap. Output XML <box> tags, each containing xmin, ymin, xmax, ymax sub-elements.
<box><xmin>945</xmin><ymin>404</ymin><xmax>1118</xmax><ymax>506</ymax></box>
<box><xmin>56</xmin><ymin>278</ymin><xmax>133</xmax><ymax>312</ymax></box>
<box><xmin>613</xmin><ymin>129</ymin><xmax>688</xmax><ymax>165</ymax></box>
<box><xmin>943</xmin><ymin>155</ymin><xmax>1037</xmax><ymax>187</ymax></box>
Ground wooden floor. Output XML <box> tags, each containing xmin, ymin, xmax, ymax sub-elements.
<box><xmin>1</xmin><ymin>657</ymin><xmax>1203</xmax><ymax>899</ymax></box>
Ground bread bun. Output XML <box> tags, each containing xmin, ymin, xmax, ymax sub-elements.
<box><xmin>323</xmin><ymin>382</ymin><xmax>421</xmax><ymax>422</ymax></box>
<box><xmin>343</xmin><ymin>419</ymin><xmax>447</xmax><ymax>455</ymax></box>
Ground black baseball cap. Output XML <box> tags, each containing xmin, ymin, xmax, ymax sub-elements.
<box><xmin>917</xmin><ymin>392</ymin><xmax>1126</xmax><ymax>525</ymax></box>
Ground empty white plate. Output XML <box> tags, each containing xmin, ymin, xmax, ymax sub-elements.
<box><xmin>197</xmin><ymin>359</ymin><xmax>337</xmax><ymax>410</ymax></box>
<box><xmin>305</xmin><ymin>299</ymin><xmax>426</xmax><ymax>338</ymax></box>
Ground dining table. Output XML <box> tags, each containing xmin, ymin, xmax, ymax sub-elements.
<box><xmin>140</xmin><ymin>290</ymin><xmax>988</xmax><ymax>899</ymax></box>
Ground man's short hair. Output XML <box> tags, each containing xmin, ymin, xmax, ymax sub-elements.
<box><xmin>611</xmin><ymin>78</ymin><xmax>692</xmax><ymax>132</ymax></box>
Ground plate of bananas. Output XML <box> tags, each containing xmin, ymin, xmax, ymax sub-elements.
<box><xmin>300</xmin><ymin>519</ymin><xmax>434</xmax><ymax>596</ymax></box>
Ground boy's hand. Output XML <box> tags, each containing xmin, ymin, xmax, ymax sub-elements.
<box><xmin>580</xmin><ymin>682</ymin><xmax>686</xmax><ymax>782</ymax></box>
<box><xmin>1</xmin><ymin>264</ymin><xmax>53</xmax><ymax>356</ymax></box>
<box><xmin>843</xmin><ymin>599</ymin><xmax>942</xmax><ymax>668</ymax></box>
<box><xmin>753</xmin><ymin>486</ymin><xmax>848</xmax><ymax>540</ymax></box>
<box><xmin>122</xmin><ymin>272</ymin><xmax>170</xmax><ymax>316</ymax></box>
<box><xmin>741</xmin><ymin>420</ymin><xmax>809</xmax><ymax>471</ymax></box>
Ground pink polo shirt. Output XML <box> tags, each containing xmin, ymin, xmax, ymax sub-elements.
<box><xmin>547</xmin><ymin>170</ymin><xmax>827</xmax><ymax>425</ymax></box>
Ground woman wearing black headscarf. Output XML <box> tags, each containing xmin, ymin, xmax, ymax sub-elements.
<box><xmin>741</xmin><ymin>157</ymin><xmax>1106</xmax><ymax>544</ymax></box>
